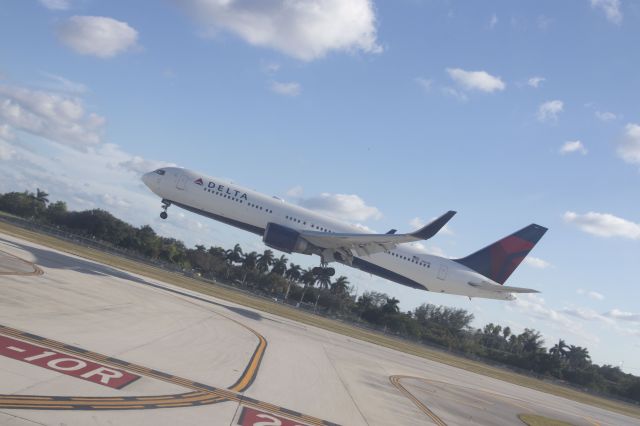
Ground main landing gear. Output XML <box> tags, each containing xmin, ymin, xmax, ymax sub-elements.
<box><xmin>160</xmin><ymin>200</ymin><xmax>171</xmax><ymax>220</ymax></box>
<box><xmin>312</xmin><ymin>262</ymin><xmax>335</xmax><ymax>277</ymax></box>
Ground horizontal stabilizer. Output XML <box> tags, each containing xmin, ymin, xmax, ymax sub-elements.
<box><xmin>468</xmin><ymin>281</ymin><xmax>540</xmax><ymax>293</ymax></box>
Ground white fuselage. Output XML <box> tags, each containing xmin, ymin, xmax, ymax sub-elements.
<box><xmin>142</xmin><ymin>167</ymin><xmax>513</xmax><ymax>300</ymax></box>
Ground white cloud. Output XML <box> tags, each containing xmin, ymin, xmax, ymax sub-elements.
<box><xmin>595</xmin><ymin>110</ymin><xmax>617</xmax><ymax>122</ymax></box>
<box><xmin>0</xmin><ymin>84</ymin><xmax>105</xmax><ymax>149</ymax></box>
<box><xmin>415</xmin><ymin>77</ymin><xmax>433</xmax><ymax>92</ymax></box>
<box><xmin>617</xmin><ymin>123</ymin><xmax>640</xmax><ymax>165</ymax></box>
<box><xmin>588</xmin><ymin>291</ymin><xmax>604</xmax><ymax>301</ymax></box>
<box><xmin>446</xmin><ymin>68</ymin><xmax>506</xmax><ymax>93</ymax></box>
<box><xmin>524</xmin><ymin>256</ymin><xmax>551</xmax><ymax>269</ymax></box>
<box><xmin>0</xmin><ymin>124</ymin><xmax>14</xmax><ymax>141</ymax></box>
<box><xmin>537</xmin><ymin>100</ymin><xmax>564</xmax><ymax>122</ymax></box>
<box><xmin>564</xmin><ymin>211</ymin><xmax>640</xmax><ymax>240</ymax></box>
<box><xmin>177</xmin><ymin>0</ymin><xmax>381</xmax><ymax>61</ymax></box>
<box><xmin>118</xmin><ymin>156</ymin><xmax>176</xmax><ymax>176</ymax></box>
<box><xmin>39</xmin><ymin>0</ymin><xmax>71</xmax><ymax>10</ymax></box>
<box><xmin>298</xmin><ymin>193</ymin><xmax>382</xmax><ymax>222</ymax></box>
<box><xmin>489</xmin><ymin>14</ymin><xmax>498</xmax><ymax>29</ymax></box>
<box><xmin>56</xmin><ymin>16</ymin><xmax>138</xmax><ymax>58</ymax></box>
<box><xmin>591</xmin><ymin>0</ymin><xmax>623</xmax><ymax>25</ymax></box>
<box><xmin>578</xmin><ymin>288</ymin><xmax>605</xmax><ymax>300</ymax></box>
<box><xmin>285</xmin><ymin>185</ymin><xmax>304</xmax><ymax>198</ymax></box>
<box><xmin>270</xmin><ymin>81</ymin><xmax>301</xmax><ymax>97</ymax></box>
<box><xmin>527</xmin><ymin>76</ymin><xmax>545</xmax><ymax>88</ymax></box>
<box><xmin>262</xmin><ymin>62</ymin><xmax>281</xmax><ymax>73</ymax></box>
<box><xmin>409</xmin><ymin>241</ymin><xmax>447</xmax><ymax>257</ymax></box>
<box><xmin>513</xmin><ymin>294</ymin><xmax>598</xmax><ymax>343</ymax></box>
<box><xmin>605</xmin><ymin>309</ymin><xmax>640</xmax><ymax>322</ymax></box>
<box><xmin>562</xmin><ymin>307</ymin><xmax>613</xmax><ymax>323</ymax></box>
<box><xmin>441</xmin><ymin>87</ymin><xmax>468</xmax><ymax>102</ymax></box>
<box><xmin>353</xmin><ymin>223</ymin><xmax>375</xmax><ymax>233</ymax></box>
<box><xmin>39</xmin><ymin>72</ymin><xmax>88</xmax><ymax>94</ymax></box>
<box><xmin>0</xmin><ymin>140</ymin><xmax>15</xmax><ymax>161</ymax></box>
<box><xmin>560</xmin><ymin>140</ymin><xmax>587</xmax><ymax>155</ymax></box>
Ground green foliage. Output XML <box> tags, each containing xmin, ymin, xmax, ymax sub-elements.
<box><xmin>1</xmin><ymin>188</ymin><xmax>639</xmax><ymax>404</ymax></box>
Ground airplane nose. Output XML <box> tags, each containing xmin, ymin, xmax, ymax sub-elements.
<box><xmin>141</xmin><ymin>172</ymin><xmax>153</xmax><ymax>188</ymax></box>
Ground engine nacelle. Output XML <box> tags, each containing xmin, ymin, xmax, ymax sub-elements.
<box><xmin>263</xmin><ymin>223</ymin><xmax>311</xmax><ymax>254</ymax></box>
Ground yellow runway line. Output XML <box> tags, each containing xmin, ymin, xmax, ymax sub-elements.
<box><xmin>389</xmin><ymin>375</ymin><xmax>447</xmax><ymax>426</ymax></box>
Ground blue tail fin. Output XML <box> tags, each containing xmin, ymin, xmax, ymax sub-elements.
<box><xmin>454</xmin><ymin>224</ymin><xmax>547</xmax><ymax>284</ymax></box>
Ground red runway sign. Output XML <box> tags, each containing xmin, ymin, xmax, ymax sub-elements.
<box><xmin>238</xmin><ymin>406</ymin><xmax>309</xmax><ymax>426</ymax></box>
<box><xmin>0</xmin><ymin>335</ymin><xmax>139</xmax><ymax>389</ymax></box>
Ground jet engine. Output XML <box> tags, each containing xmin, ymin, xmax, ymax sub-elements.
<box><xmin>263</xmin><ymin>223</ymin><xmax>313</xmax><ymax>255</ymax></box>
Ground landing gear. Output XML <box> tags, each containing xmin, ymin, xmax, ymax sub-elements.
<box><xmin>160</xmin><ymin>200</ymin><xmax>171</xmax><ymax>220</ymax></box>
<box><xmin>312</xmin><ymin>264</ymin><xmax>335</xmax><ymax>276</ymax></box>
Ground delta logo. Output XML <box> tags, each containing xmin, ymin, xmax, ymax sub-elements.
<box><xmin>194</xmin><ymin>178</ymin><xmax>204</xmax><ymax>186</ymax></box>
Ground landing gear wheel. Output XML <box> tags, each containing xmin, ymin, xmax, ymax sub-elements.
<box><xmin>312</xmin><ymin>266</ymin><xmax>336</xmax><ymax>276</ymax></box>
<box><xmin>160</xmin><ymin>199</ymin><xmax>171</xmax><ymax>220</ymax></box>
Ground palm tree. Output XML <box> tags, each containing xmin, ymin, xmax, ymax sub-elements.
<box><xmin>502</xmin><ymin>326</ymin><xmax>512</xmax><ymax>340</ymax></box>
<box><xmin>298</xmin><ymin>267</ymin><xmax>317</xmax><ymax>304</ymax></box>
<box><xmin>382</xmin><ymin>297</ymin><xmax>400</xmax><ymax>315</ymax></box>
<box><xmin>331</xmin><ymin>276</ymin><xmax>350</xmax><ymax>295</ymax></box>
<box><xmin>35</xmin><ymin>188</ymin><xmax>49</xmax><ymax>204</ymax></box>
<box><xmin>240</xmin><ymin>251</ymin><xmax>258</xmax><ymax>285</ymax></box>
<box><xmin>271</xmin><ymin>255</ymin><xmax>288</xmax><ymax>277</ymax></box>
<box><xmin>314</xmin><ymin>267</ymin><xmax>333</xmax><ymax>290</ymax></box>
<box><xmin>208</xmin><ymin>246</ymin><xmax>226</xmax><ymax>258</ymax></box>
<box><xmin>549</xmin><ymin>339</ymin><xmax>569</xmax><ymax>360</ymax></box>
<box><xmin>224</xmin><ymin>243</ymin><xmax>243</xmax><ymax>279</ymax></box>
<box><xmin>256</xmin><ymin>249</ymin><xmax>274</xmax><ymax>274</ymax></box>
<box><xmin>521</xmin><ymin>329</ymin><xmax>544</xmax><ymax>354</ymax></box>
<box><xmin>567</xmin><ymin>345</ymin><xmax>591</xmax><ymax>370</ymax></box>
<box><xmin>284</xmin><ymin>263</ymin><xmax>302</xmax><ymax>300</ymax></box>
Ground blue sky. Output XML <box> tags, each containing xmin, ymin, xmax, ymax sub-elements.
<box><xmin>1</xmin><ymin>0</ymin><xmax>639</xmax><ymax>373</ymax></box>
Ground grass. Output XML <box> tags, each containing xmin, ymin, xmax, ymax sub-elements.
<box><xmin>1</xmin><ymin>220</ymin><xmax>639</xmax><ymax>420</ymax></box>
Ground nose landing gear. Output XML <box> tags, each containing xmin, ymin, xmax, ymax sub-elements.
<box><xmin>160</xmin><ymin>200</ymin><xmax>171</xmax><ymax>219</ymax></box>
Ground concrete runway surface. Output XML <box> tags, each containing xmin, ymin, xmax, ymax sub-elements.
<box><xmin>0</xmin><ymin>232</ymin><xmax>637</xmax><ymax>426</ymax></box>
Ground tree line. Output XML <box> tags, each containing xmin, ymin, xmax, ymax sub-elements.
<box><xmin>1</xmin><ymin>189</ymin><xmax>639</xmax><ymax>403</ymax></box>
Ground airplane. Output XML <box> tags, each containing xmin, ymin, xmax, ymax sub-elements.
<box><xmin>142</xmin><ymin>167</ymin><xmax>547</xmax><ymax>301</ymax></box>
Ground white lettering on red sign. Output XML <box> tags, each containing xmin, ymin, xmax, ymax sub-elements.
<box><xmin>0</xmin><ymin>335</ymin><xmax>139</xmax><ymax>389</ymax></box>
<box><xmin>238</xmin><ymin>407</ymin><xmax>308</xmax><ymax>426</ymax></box>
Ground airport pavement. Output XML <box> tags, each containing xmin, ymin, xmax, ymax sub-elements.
<box><xmin>0</xmin><ymin>232</ymin><xmax>638</xmax><ymax>426</ymax></box>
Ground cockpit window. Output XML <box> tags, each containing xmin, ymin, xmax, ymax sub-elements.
<box><xmin>154</xmin><ymin>169</ymin><xmax>166</xmax><ymax>175</ymax></box>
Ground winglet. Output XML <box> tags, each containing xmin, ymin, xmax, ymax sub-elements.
<box><xmin>386</xmin><ymin>229</ymin><xmax>397</xmax><ymax>235</ymax></box>
<box><xmin>410</xmin><ymin>210</ymin><xmax>456</xmax><ymax>240</ymax></box>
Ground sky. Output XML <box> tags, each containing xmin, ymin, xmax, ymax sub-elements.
<box><xmin>1</xmin><ymin>0</ymin><xmax>639</xmax><ymax>373</ymax></box>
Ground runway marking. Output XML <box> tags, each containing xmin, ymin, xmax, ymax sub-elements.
<box><xmin>389</xmin><ymin>375</ymin><xmax>447</xmax><ymax>426</ymax></box>
<box><xmin>392</xmin><ymin>376</ymin><xmax>617</xmax><ymax>426</ymax></box>
<box><xmin>0</xmin><ymin>249</ymin><xmax>43</xmax><ymax>276</ymax></box>
<box><xmin>0</xmin><ymin>335</ymin><xmax>140</xmax><ymax>389</ymax></box>
<box><xmin>0</xmin><ymin>326</ymin><xmax>337</xmax><ymax>426</ymax></box>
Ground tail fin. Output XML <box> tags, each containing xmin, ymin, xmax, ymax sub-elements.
<box><xmin>454</xmin><ymin>224</ymin><xmax>548</xmax><ymax>284</ymax></box>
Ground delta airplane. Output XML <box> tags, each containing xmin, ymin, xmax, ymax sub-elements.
<box><xmin>142</xmin><ymin>167</ymin><xmax>547</xmax><ymax>301</ymax></box>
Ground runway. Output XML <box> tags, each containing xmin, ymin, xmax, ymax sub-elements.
<box><xmin>0</xmin><ymin>232</ymin><xmax>638</xmax><ymax>425</ymax></box>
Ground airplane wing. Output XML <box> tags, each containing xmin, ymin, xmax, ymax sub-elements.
<box><xmin>468</xmin><ymin>281</ymin><xmax>540</xmax><ymax>294</ymax></box>
<box><xmin>299</xmin><ymin>210</ymin><xmax>456</xmax><ymax>257</ymax></box>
